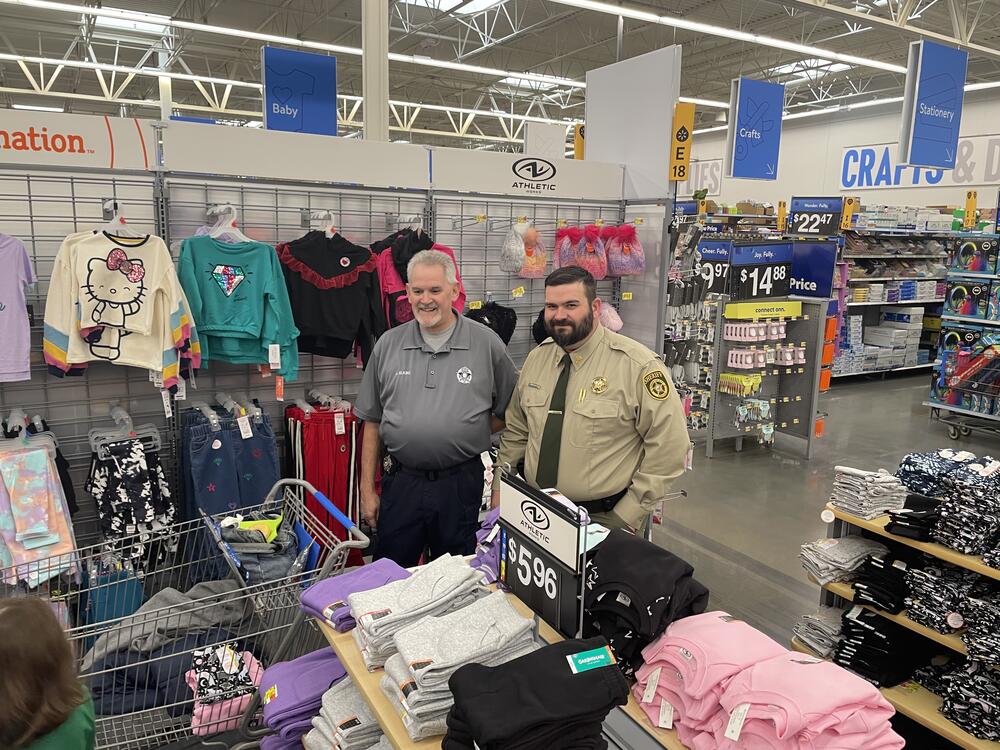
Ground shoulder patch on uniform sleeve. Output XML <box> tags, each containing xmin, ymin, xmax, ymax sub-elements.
<box><xmin>642</xmin><ymin>370</ymin><xmax>670</xmax><ymax>400</ymax></box>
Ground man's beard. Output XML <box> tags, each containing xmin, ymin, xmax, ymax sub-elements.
<box><xmin>545</xmin><ymin>310</ymin><xmax>594</xmax><ymax>349</ymax></box>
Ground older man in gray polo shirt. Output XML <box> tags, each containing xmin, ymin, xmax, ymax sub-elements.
<box><xmin>355</xmin><ymin>249</ymin><xmax>517</xmax><ymax>567</ymax></box>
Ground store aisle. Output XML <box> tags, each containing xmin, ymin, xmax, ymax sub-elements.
<box><xmin>659</xmin><ymin>373</ymin><xmax>992</xmax><ymax>644</ymax></box>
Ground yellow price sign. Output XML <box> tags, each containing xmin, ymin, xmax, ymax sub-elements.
<box><xmin>512</xmin><ymin>287</ymin><xmax>526</xmax><ymax>298</ymax></box>
<box><xmin>632</xmin><ymin>218</ymin><xmax>645</xmax><ymax>226</ymax></box>
<box><xmin>557</xmin><ymin>218</ymin><xmax>568</xmax><ymax>228</ymax></box>
<box><xmin>621</xmin><ymin>292</ymin><xmax>634</xmax><ymax>301</ymax></box>
<box><xmin>475</xmin><ymin>214</ymin><xmax>487</xmax><ymax>223</ymax></box>
<box><xmin>469</xmin><ymin>300</ymin><xmax>483</xmax><ymax>310</ymax></box>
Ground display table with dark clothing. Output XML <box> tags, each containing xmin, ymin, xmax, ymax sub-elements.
<box><xmin>314</xmin><ymin>588</ymin><xmax>688</xmax><ymax>750</ymax></box>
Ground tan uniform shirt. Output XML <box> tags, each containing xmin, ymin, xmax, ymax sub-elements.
<box><xmin>498</xmin><ymin>324</ymin><xmax>690</xmax><ymax>528</ymax></box>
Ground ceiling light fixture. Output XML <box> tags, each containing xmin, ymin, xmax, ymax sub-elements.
<box><xmin>544</xmin><ymin>0</ymin><xmax>907</xmax><ymax>74</ymax></box>
<box><xmin>11</xmin><ymin>102</ymin><xmax>63</xmax><ymax>111</ymax></box>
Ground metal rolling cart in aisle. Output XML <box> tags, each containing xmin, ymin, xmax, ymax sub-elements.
<box><xmin>799</xmin><ymin>501</ymin><xmax>1000</xmax><ymax>750</ymax></box>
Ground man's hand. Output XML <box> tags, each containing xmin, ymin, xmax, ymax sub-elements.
<box><xmin>361</xmin><ymin>485</ymin><xmax>381</xmax><ymax>528</ymax></box>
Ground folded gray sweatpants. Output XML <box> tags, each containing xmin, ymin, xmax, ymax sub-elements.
<box><xmin>393</xmin><ymin>590</ymin><xmax>536</xmax><ymax>690</ymax></box>
<box><xmin>379</xmin><ymin>674</ymin><xmax>449</xmax><ymax>740</ymax></box>
<box><xmin>384</xmin><ymin>653</ymin><xmax>453</xmax><ymax>717</ymax></box>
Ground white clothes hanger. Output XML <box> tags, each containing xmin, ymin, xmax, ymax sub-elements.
<box><xmin>99</xmin><ymin>200</ymin><xmax>144</xmax><ymax>238</ymax></box>
<box><xmin>207</xmin><ymin>204</ymin><xmax>253</xmax><ymax>243</ymax></box>
<box><xmin>311</xmin><ymin>209</ymin><xmax>338</xmax><ymax>239</ymax></box>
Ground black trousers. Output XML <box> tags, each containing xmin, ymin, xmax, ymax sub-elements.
<box><xmin>374</xmin><ymin>460</ymin><xmax>484</xmax><ymax>568</ymax></box>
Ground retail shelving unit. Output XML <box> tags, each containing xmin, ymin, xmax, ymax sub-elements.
<box><xmin>926</xmin><ymin>237</ymin><xmax>1000</xmax><ymax>438</ymax></box>
<box><xmin>801</xmin><ymin>502</ymin><xmax>1000</xmax><ymax>750</ymax></box>
<box><xmin>705</xmin><ymin>297</ymin><xmax>826</xmax><ymax>458</ymax></box>
<box><xmin>315</xmin><ymin>590</ymin><xmax>687</xmax><ymax>750</ymax></box>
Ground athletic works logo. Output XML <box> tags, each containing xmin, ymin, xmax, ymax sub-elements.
<box><xmin>512</xmin><ymin>157</ymin><xmax>557</xmax><ymax>193</ymax></box>
<box><xmin>520</xmin><ymin>500</ymin><xmax>551</xmax><ymax>530</ymax></box>
<box><xmin>0</xmin><ymin>126</ymin><xmax>88</xmax><ymax>154</ymax></box>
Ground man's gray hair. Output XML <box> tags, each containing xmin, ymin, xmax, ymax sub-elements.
<box><xmin>407</xmin><ymin>249</ymin><xmax>458</xmax><ymax>285</ymax></box>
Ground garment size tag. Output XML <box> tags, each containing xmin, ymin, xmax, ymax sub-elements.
<box><xmin>641</xmin><ymin>667</ymin><xmax>661</xmax><ymax>703</ymax></box>
<box><xmin>658</xmin><ymin>701</ymin><xmax>674</xmax><ymax>729</ymax></box>
<box><xmin>160</xmin><ymin>390</ymin><xmax>172</xmax><ymax>419</ymax></box>
<box><xmin>150</xmin><ymin>370</ymin><xmax>164</xmax><ymax>388</ymax></box>
<box><xmin>268</xmin><ymin>343</ymin><xmax>281</xmax><ymax>369</ymax></box>
<box><xmin>237</xmin><ymin>415</ymin><xmax>253</xmax><ymax>439</ymax></box>
<box><xmin>724</xmin><ymin>703</ymin><xmax>751</xmax><ymax>741</ymax></box>
<box><xmin>334</xmin><ymin>412</ymin><xmax>346</xmax><ymax>435</ymax></box>
<box><xmin>484</xmin><ymin>525</ymin><xmax>500</xmax><ymax>544</ymax></box>
<box><xmin>275</xmin><ymin>375</ymin><xmax>285</xmax><ymax>401</ymax></box>
<box><xmin>846</xmin><ymin>605</ymin><xmax>864</xmax><ymax>621</ymax></box>
<box><xmin>175</xmin><ymin>378</ymin><xmax>187</xmax><ymax>401</ymax></box>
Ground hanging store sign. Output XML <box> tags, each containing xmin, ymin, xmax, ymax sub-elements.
<box><xmin>0</xmin><ymin>110</ymin><xmax>155</xmax><ymax>170</ymax></box>
<box><xmin>725</xmin><ymin>77</ymin><xmax>785</xmax><ymax>181</ymax></box>
<box><xmin>729</xmin><ymin>241</ymin><xmax>793</xmax><ymax>300</ymax></box>
<box><xmin>790</xmin><ymin>241</ymin><xmax>838</xmax><ymax>298</ymax></box>
<box><xmin>262</xmin><ymin>46</ymin><xmax>338</xmax><ymax>136</ymax></box>
<box><xmin>669</xmin><ymin>102</ymin><xmax>696</xmax><ymax>182</ymax></box>
<box><xmin>899</xmin><ymin>40</ymin><xmax>968</xmax><ymax>170</ymax></box>
<box><xmin>788</xmin><ymin>197</ymin><xmax>843</xmax><ymax>236</ymax></box>
<box><xmin>840</xmin><ymin>135</ymin><xmax>1000</xmax><ymax>190</ymax></box>
<box><xmin>697</xmin><ymin>239</ymin><xmax>733</xmax><ymax>294</ymax></box>
<box><xmin>430</xmin><ymin>147</ymin><xmax>624</xmax><ymax>200</ymax></box>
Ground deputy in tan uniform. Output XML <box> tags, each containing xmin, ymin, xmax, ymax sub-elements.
<box><xmin>497</xmin><ymin>266</ymin><xmax>689</xmax><ymax>532</ymax></box>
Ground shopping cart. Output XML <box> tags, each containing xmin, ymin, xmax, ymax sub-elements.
<box><xmin>1</xmin><ymin>478</ymin><xmax>368</xmax><ymax>750</ymax></box>
<box><xmin>929</xmin><ymin>345</ymin><xmax>1000</xmax><ymax>440</ymax></box>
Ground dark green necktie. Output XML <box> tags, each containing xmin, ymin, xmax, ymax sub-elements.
<box><xmin>535</xmin><ymin>353</ymin><xmax>573</xmax><ymax>489</ymax></box>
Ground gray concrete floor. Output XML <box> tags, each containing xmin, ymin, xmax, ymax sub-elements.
<box><xmin>657</xmin><ymin>373</ymin><xmax>994</xmax><ymax>644</ymax></box>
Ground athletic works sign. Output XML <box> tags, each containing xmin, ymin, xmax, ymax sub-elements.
<box><xmin>840</xmin><ymin>134</ymin><xmax>1000</xmax><ymax>190</ymax></box>
<box><xmin>431</xmin><ymin>146</ymin><xmax>624</xmax><ymax>200</ymax></box>
<box><xmin>0</xmin><ymin>111</ymin><xmax>155</xmax><ymax>170</ymax></box>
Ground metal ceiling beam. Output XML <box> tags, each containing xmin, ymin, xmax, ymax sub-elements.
<box><xmin>775</xmin><ymin>0</ymin><xmax>1000</xmax><ymax>61</ymax></box>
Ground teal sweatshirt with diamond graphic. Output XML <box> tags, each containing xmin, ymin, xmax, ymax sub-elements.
<box><xmin>179</xmin><ymin>236</ymin><xmax>299</xmax><ymax>380</ymax></box>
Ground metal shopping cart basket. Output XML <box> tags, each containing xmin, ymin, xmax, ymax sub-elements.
<box><xmin>0</xmin><ymin>478</ymin><xmax>368</xmax><ymax>750</ymax></box>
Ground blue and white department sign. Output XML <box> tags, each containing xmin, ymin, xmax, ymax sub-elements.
<box><xmin>725</xmin><ymin>77</ymin><xmax>785</xmax><ymax>181</ymax></box>
<box><xmin>899</xmin><ymin>40</ymin><xmax>968</xmax><ymax>169</ymax></box>
<box><xmin>262</xmin><ymin>46</ymin><xmax>338</xmax><ymax>136</ymax></box>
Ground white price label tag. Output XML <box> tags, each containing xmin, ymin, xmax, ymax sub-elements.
<box><xmin>150</xmin><ymin>371</ymin><xmax>164</xmax><ymax>388</ymax></box>
<box><xmin>820</xmin><ymin>509</ymin><xmax>835</xmax><ymax>523</ymax></box>
<box><xmin>641</xmin><ymin>667</ymin><xmax>661</xmax><ymax>704</ymax></box>
<box><xmin>724</xmin><ymin>703</ymin><xmax>751</xmax><ymax>741</ymax></box>
<box><xmin>268</xmin><ymin>343</ymin><xmax>282</xmax><ymax>369</ymax></box>
<box><xmin>237</xmin><ymin>415</ymin><xmax>253</xmax><ymax>439</ymax></box>
<box><xmin>334</xmin><ymin>412</ymin><xmax>346</xmax><ymax>435</ymax></box>
<box><xmin>947</xmin><ymin>612</ymin><xmax>965</xmax><ymax>629</ymax></box>
<box><xmin>175</xmin><ymin>378</ymin><xmax>187</xmax><ymax>401</ymax></box>
<box><xmin>160</xmin><ymin>390</ymin><xmax>172</xmax><ymax>419</ymax></box>
<box><xmin>484</xmin><ymin>525</ymin><xmax>500</xmax><ymax>544</ymax></box>
<box><xmin>658</xmin><ymin>701</ymin><xmax>674</xmax><ymax>730</ymax></box>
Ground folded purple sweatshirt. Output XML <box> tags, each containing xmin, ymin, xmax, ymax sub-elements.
<box><xmin>472</xmin><ymin>508</ymin><xmax>502</xmax><ymax>583</ymax></box>
<box><xmin>261</xmin><ymin>647</ymin><xmax>346</xmax><ymax>729</ymax></box>
<box><xmin>260</xmin><ymin>733</ymin><xmax>303</xmax><ymax>750</ymax></box>
<box><xmin>300</xmin><ymin>558</ymin><xmax>411</xmax><ymax>632</ymax></box>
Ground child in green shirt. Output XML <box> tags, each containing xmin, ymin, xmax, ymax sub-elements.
<box><xmin>0</xmin><ymin>598</ymin><xmax>94</xmax><ymax>750</ymax></box>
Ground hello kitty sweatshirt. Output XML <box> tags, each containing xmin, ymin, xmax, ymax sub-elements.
<box><xmin>43</xmin><ymin>231</ymin><xmax>200</xmax><ymax>390</ymax></box>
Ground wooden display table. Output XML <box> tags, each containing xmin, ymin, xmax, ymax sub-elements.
<box><xmin>316</xmin><ymin>589</ymin><xmax>687</xmax><ymax>750</ymax></box>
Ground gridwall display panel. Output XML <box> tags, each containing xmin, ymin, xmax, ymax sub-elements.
<box><xmin>0</xmin><ymin>167</ymin><xmax>170</xmax><ymax>545</ymax></box>
<box><xmin>432</xmin><ymin>193</ymin><xmax>623</xmax><ymax>366</ymax></box>
<box><xmin>163</xmin><ymin>175</ymin><xmax>431</xmax><ymax>415</ymax></box>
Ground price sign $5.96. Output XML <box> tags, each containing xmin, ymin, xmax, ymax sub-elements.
<box><xmin>507</xmin><ymin>535</ymin><xmax>558</xmax><ymax>599</ymax></box>
<box><xmin>738</xmin><ymin>264</ymin><xmax>788</xmax><ymax>298</ymax></box>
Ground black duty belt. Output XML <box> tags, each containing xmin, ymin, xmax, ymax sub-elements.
<box><xmin>576</xmin><ymin>488</ymin><xmax>628</xmax><ymax>513</ymax></box>
<box><xmin>384</xmin><ymin>454</ymin><xmax>482</xmax><ymax>482</ymax></box>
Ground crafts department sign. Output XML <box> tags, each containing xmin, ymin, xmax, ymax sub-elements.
<box><xmin>262</xmin><ymin>46</ymin><xmax>338</xmax><ymax>136</ymax></box>
<box><xmin>899</xmin><ymin>40</ymin><xmax>968</xmax><ymax>170</ymax></box>
<box><xmin>841</xmin><ymin>135</ymin><xmax>1000</xmax><ymax>190</ymax></box>
<box><xmin>725</xmin><ymin>77</ymin><xmax>785</xmax><ymax>180</ymax></box>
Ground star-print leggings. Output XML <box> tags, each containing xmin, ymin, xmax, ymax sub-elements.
<box><xmin>183</xmin><ymin>412</ymin><xmax>280</xmax><ymax>518</ymax></box>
